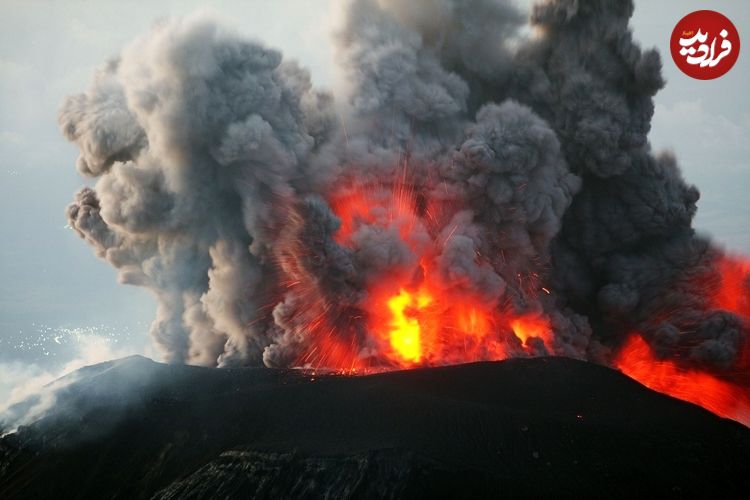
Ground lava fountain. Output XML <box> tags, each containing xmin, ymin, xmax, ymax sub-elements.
<box><xmin>277</xmin><ymin>171</ymin><xmax>554</xmax><ymax>372</ymax></box>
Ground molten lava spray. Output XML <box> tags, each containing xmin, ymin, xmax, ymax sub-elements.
<box><xmin>61</xmin><ymin>0</ymin><xmax>749</xmax><ymax>425</ymax></box>
<box><xmin>713</xmin><ymin>256</ymin><xmax>750</xmax><ymax>319</ymax></box>
<box><xmin>617</xmin><ymin>335</ymin><xmax>750</xmax><ymax>426</ymax></box>
<box><xmin>385</xmin><ymin>288</ymin><xmax>430</xmax><ymax>363</ymax></box>
<box><xmin>292</xmin><ymin>178</ymin><xmax>553</xmax><ymax>370</ymax></box>
<box><xmin>615</xmin><ymin>255</ymin><xmax>750</xmax><ymax>425</ymax></box>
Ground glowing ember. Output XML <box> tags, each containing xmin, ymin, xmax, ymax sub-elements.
<box><xmin>616</xmin><ymin>334</ymin><xmax>750</xmax><ymax>427</ymax></box>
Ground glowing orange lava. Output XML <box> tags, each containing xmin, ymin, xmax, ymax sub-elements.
<box><xmin>328</xmin><ymin>179</ymin><xmax>422</xmax><ymax>246</ymax></box>
<box><xmin>712</xmin><ymin>255</ymin><xmax>750</xmax><ymax>318</ymax></box>
<box><xmin>616</xmin><ymin>334</ymin><xmax>750</xmax><ymax>427</ymax></box>
<box><xmin>510</xmin><ymin>313</ymin><xmax>554</xmax><ymax>350</ymax></box>
<box><xmin>367</xmin><ymin>277</ymin><xmax>532</xmax><ymax>367</ymax></box>
<box><xmin>288</xmin><ymin>175</ymin><xmax>750</xmax><ymax>430</ymax></box>
<box><xmin>615</xmin><ymin>255</ymin><xmax>750</xmax><ymax>427</ymax></box>
<box><xmin>286</xmin><ymin>175</ymin><xmax>750</xmax><ymax>431</ymax></box>
<box><xmin>281</xmin><ymin>176</ymin><xmax>556</xmax><ymax>371</ymax></box>
<box><xmin>385</xmin><ymin>288</ymin><xmax>432</xmax><ymax>362</ymax></box>
<box><xmin>712</xmin><ymin>254</ymin><xmax>750</xmax><ymax>369</ymax></box>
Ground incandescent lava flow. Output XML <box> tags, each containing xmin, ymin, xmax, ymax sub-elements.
<box><xmin>616</xmin><ymin>255</ymin><xmax>750</xmax><ymax>426</ymax></box>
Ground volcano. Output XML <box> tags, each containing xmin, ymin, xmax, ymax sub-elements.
<box><xmin>2</xmin><ymin>356</ymin><xmax>749</xmax><ymax>499</ymax></box>
<box><xmin>18</xmin><ymin>0</ymin><xmax>750</xmax><ymax>495</ymax></box>
<box><xmin>57</xmin><ymin>0</ymin><xmax>750</xmax><ymax>425</ymax></box>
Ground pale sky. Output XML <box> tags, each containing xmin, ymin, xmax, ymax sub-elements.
<box><xmin>0</xmin><ymin>0</ymin><xmax>747</xmax><ymax>374</ymax></box>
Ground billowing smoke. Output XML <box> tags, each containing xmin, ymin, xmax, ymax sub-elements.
<box><xmin>61</xmin><ymin>0</ymin><xmax>748</xmax><ymax>386</ymax></box>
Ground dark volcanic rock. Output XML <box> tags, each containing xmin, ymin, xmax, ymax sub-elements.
<box><xmin>1</xmin><ymin>356</ymin><xmax>749</xmax><ymax>499</ymax></box>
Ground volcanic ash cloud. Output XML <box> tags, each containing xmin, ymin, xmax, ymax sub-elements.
<box><xmin>61</xmin><ymin>0</ymin><xmax>749</xmax><ymax>390</ymax></box>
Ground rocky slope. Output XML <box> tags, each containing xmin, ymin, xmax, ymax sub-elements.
<box><xmin>1</xmin><ymin>356</ymin><xmax>749</xmax><ymax>498</ymax></box>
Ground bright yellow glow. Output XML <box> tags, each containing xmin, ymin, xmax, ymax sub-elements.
<box><xmin>387</xmin><ymin>289</ymin><xmax>432</xmax><ymax>362</ymax></box>
<box><xmin>510</xmin><ymin>315</ymin><xmax>551</xmax><ymax>345</ymax></box>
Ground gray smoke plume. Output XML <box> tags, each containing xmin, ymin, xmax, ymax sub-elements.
<box><xmin>61</xmin><ymin>1</ymin><xmax>748</xmax><ymax>377</ymax></box>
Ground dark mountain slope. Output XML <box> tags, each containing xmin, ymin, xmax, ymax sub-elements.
<box><xmin>1</xmin><ymin>356</ymin><xmax>749</xmax><ymax>498</ymax></box>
